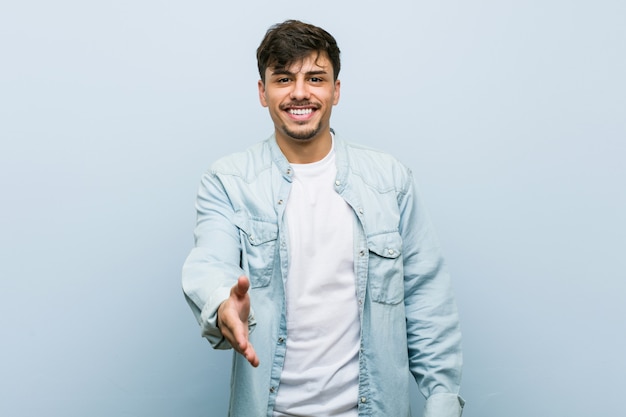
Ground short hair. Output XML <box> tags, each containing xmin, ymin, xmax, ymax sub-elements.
<box><xmin>256</xmin><ymin>20</ymin><xmax>341</xmax><ymax>83</ymax></box>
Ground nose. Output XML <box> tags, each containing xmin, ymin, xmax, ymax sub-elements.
<box><xmin>289</xmin><ymin>78</ymin><xmax>310</xmax><ymax>101</ymax></box>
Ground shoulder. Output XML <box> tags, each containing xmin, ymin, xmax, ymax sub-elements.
<box><xmin>208</xmin><ymin>139</ymin><xmax>272</xmax><ymax>180</ymax></box>
<box><xmin>340</xmin><ymin>139</ymin><xmax>413</xmax><ymax>189</ymax></box>
<box><xmin>345</xmin><ymin>141</ymin><xmax>408</xmax><ymax>169</ymax></box>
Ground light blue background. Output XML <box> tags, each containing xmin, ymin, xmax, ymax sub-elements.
<box><xmin>1</xmin><ymin>1</ymin><xmax>624</xmax><ymax>416</ymax></box>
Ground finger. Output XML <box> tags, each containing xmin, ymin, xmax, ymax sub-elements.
<box><xmin>232</xmin><ymin>324</ymin><xmax>249</xmax><ymax>352</ymax></box>
<box><xmin>219</xmin><ymin>320</ymin><xmax>247</xmax><ymax>355</ymax></box>
<box><xmin>219</xmin><ymin>309</ymin><xmax>246</xmax><ymax>348</ymax></box>
<box><xmin>218</xmin><ymin>305</ymin><xmax>245</xmax><ymax>348</ymax></box>
<box><xmin>233</xmin><ymin>275</ymin><xmax>250</xmax><ymax>297</ymax></box>
<box><xmin>243</xmin><ymin>343</ymin><xmax>260</xmax><ymax>367</ymax></box>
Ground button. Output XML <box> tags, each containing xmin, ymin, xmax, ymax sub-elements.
<box><xmin>277</xmin><ymin>199</ymin><xmax>283</xmax><ymax>205</ymax></box>
<box><xmin>249</xmin><ymin>236</ymin><xmax>254</xmax><ymax>242</ymax></box>
<box><xmin>358</xmin><ymin>208</ymin><xmax>364</xmax><ymax>214</ymax></box>
<box><xmin>286</xmin><ymin>168</ymin><xmax>292</xmax><ymax>175</ymax></box>
<box><xmin>278</xmin><ymin>337</ymin><xmax>284</xmax><ymax>344</ymax></box>
<box><xmin>359</xmin><ymin>249</ymin><xmax>365</xmax><ymax>257</ymax></box>
<box><xmin>358</xmin><ymin>299</ymin><xmax>363</xmax><ymax>305</ymax></box>
<box><xmin>335</xmin><ymin>180</ymin><xmax>341</xmax><ymax>186</ymax></box>
<box><xmin>270</xmin><ymin>387</ymin><xmax>276</xmax><ymax>393</ymax></box>
<box><xmin>360</xmin><ymin>397</ymin><xmax>367</xmax><ymax>403</ymax></box>
<box><xmin>388</xmin><ymin>249</ymin><xmax>394</xmax><ymax>255</ymax></box>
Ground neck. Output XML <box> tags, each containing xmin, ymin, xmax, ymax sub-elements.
<box><xmin>275</xmin><ymin>130</ymin><xmax>333</xmax><ymax>164</ymax></box>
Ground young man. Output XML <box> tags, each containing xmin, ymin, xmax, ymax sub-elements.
<box><xmin>183</xmin><ymin>20</ymin><xmax>464</xmax><ymax>417</ymax></box>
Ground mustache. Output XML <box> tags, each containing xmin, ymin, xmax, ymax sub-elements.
<box><xmin>280</xmin><ymin>101</ymin><xmax>320</xmax><ymax>109</ymax></box>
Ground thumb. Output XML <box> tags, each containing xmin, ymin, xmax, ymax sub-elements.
<box><xmin>233</xmin><ymin>275</ymin><xmax>250</xmax><ymax>297</ymax></box>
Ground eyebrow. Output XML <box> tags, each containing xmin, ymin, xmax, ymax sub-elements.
<box><xmin>270</xmin><ymin>69</ymin><xmax>329</xmax><ymax>77</ymax></box>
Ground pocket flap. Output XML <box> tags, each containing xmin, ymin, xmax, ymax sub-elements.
<box><xmin>233</xmin><ymin>211</ymin><xmax>278</xmax><ymax>245</ymax></box>
<box><xmin>368</xmin><ymin>232</ymin><xmax>402</xmax><ymax>258</ymax></box>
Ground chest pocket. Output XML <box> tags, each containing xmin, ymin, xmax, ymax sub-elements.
<box><xmin>234</xmin><ymin>211</ymin><xmax>278</xmax><ymax>288</ymax></box>
<box><xmin>368</xmin><ymin>231</ymin><xmax>404</xmax><ymax>304</ymax></box>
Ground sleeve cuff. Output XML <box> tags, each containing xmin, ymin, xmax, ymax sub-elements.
<box><xmin>199</xmin><ymin>286</ymin><xmax>232</xmax><ymax>348</ymax></box>
<box><xmin>424</xmin><ymin>393</ymin><xmax>465</xmax><ymax>417</ymax></box>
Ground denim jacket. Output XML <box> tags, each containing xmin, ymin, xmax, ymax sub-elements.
<box><xmin>182</xmin><ymin>134</ymin><xmax>464</xmax><ymax>417</ymax></box>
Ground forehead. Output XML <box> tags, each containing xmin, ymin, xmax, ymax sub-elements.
<box><xmin>268</xmin><ymin>51</ymin><xmax>332</xmax><ymax>75</ymax></box>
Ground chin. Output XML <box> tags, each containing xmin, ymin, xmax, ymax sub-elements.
<box><xmin>282</xmin><ymin>125</ymin><xmax>322</xmax><ymax>141</ymax></box>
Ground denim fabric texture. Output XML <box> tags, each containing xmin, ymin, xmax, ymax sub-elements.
<box><xmin>182</xmin><ymin>134</ymin><xmax>464</xmax><ymax>417</ymax></box>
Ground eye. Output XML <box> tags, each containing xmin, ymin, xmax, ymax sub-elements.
<box><xmin>310</xmin><ymin>77</ymin><xmax>323</xmax><ymax>83</ymax></box>
<box><xmin>277</xmin><ymin>77</ymin><xmax>290</xmax><ymax>83</ymax></box>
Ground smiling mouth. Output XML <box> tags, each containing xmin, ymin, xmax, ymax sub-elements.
<box><xmin>288</xmin><ymin>108</ymin><xmax>314</xmax><ymax>116</ymax></box>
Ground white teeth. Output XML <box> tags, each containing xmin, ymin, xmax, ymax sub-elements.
<box><xmin>289</xmin><ymin>108</ymin><xmax>313</xmax><ymax>115</ymax></box>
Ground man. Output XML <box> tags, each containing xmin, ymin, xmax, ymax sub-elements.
<box><xmin>182</xmin><ymin>20</ymin><xmax>464</xmax><ymax>417</ymax></box>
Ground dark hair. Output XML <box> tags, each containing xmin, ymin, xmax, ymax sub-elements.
<box><xmin>256</xmin><ymin>20</ymin><xmax>341</xmax><ymax>83</ymax></box>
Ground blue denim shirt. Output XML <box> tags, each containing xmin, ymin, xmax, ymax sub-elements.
<box><xmin>182</xmin><ymin>134</ymin><xmax>464</xmax><ymax>417</ymax></box>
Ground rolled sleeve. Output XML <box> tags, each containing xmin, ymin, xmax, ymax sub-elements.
<box><xmin>424</xmin><ymin>393</ymin><xmax>465</xmax><ymax>417</ymax></box>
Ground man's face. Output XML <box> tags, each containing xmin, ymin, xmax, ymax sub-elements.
<box><xmin>258</xmin><ymin>51</ymin><xmax>340</xmax><ymax>145</ymax></box>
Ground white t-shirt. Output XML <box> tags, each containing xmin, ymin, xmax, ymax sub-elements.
<box><xmin>273</xmin><ymin>144</ymin><xmax>360</xmax><ymax>417</ymax></box>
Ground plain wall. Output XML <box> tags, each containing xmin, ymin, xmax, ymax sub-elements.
<box><xmin>1</xmin><ymin>1</ymin><xmax>624</xmax><ymax>416</ymax></box>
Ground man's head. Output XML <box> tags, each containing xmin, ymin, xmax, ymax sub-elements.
<box><xmin>256</xmin><ymin>20</ymin><xmax>341</xmax><ymax>84</ymax></box>
<box><xmin>257</xmin><ymin>20</ymin><xmax>341</xmax><ymax>162</ymax></box>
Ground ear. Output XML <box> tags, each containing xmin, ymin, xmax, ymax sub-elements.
<box><xmin>333</xmin><ymin>79</ymin><xmax>341</xmax><ymax>105</ymax></box>
<box><xmin>258</xmin><ymin>80</ymin><xmax>268</xmax><ymax>107</ymax></box>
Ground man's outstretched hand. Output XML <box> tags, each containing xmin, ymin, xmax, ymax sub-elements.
<box><xmin>217</xmin><ymin>276</ymin><xmax>260</xmax><ymax>367</ymax></box>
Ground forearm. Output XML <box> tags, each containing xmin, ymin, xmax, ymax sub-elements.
<box><xmin>182</xmin><ymin>170</ymin><xmax>254</xmax><ymax>348</ymax></box>
<box><xmin>182</xmin><ymin>247</ymin><xmax>243</xmax><ymax>348</ymax></box>
<box><xmin>404</xmin><ymin>252</ymin><xmax>463</xmax><ymax>401</ymax></box>
<box><xmin>399</xmin><ymin>173</ymin><xmax>464</xmax><ymax>415</ymax></box>
<box><xmin>404</xmin><ymin>258</ymin><xmax>464</xmax><ymax>416</ymax></box>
